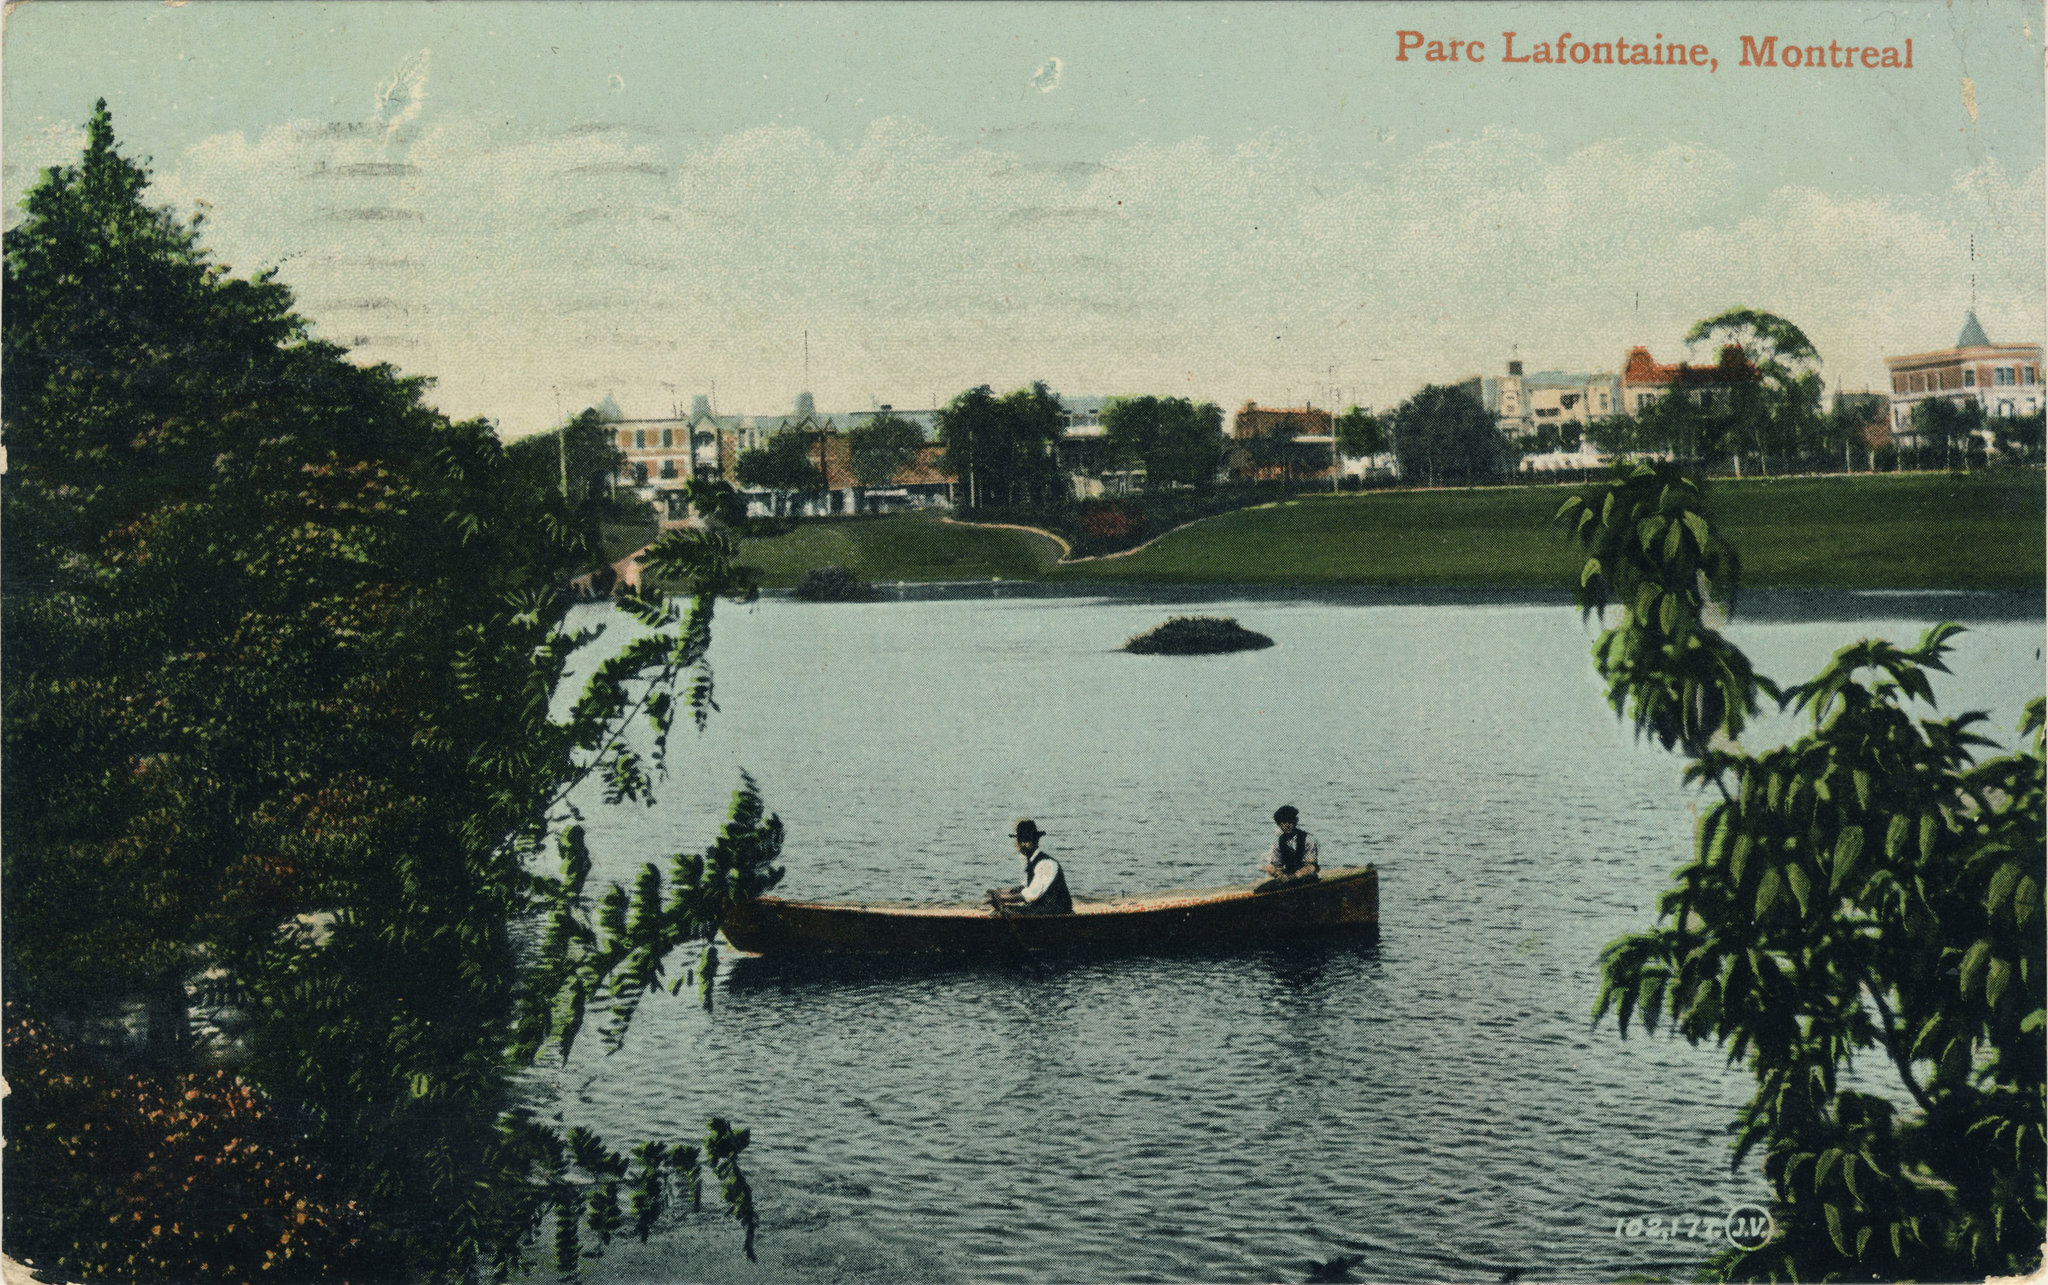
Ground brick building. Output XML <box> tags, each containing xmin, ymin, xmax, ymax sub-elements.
<box><xmin>1230</xmin><ymin>402</ymin><xmax>1335</xmax><ymax>481</ymax></box>
<box><xmin>1883</xmin><ymin>311</ymin><xmax>2042</xmax><ymax>443</ymax></box>
<box><xmin>1619</xmin><ymin>343</ymin><xmax>1762</xmax><ymax>414</ymax></box>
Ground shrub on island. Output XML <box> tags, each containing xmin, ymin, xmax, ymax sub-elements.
<box><xmin>1122</xmin><ymin>615</ymin><xmax>1273</xmax><ymax>655</ymax></box>
<box><xmin>793</xmin><ymin>565</ymin><xmax>878</xmax><ymax>602</ymax></box>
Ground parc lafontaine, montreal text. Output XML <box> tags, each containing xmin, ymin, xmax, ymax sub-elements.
<box><xmin>1395</xmin><ymin>31</ymin><xmax>1917</xmax><ymax>73</ymax></box>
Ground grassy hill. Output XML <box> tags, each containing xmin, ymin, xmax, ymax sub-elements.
<box><xmin>731</xmin><ymin>513</ymin><xmax>1064</xmax><ymax>587</ymax></box>
<box><xmin>628</xmin><ymin>471</ymin><xmax>2042</xmax><ymax>591</ymax></box>
<box><xmin>1052</xmin><ymin>471</ymin><xmax>2045</xmax><ymax>590</ymax></box>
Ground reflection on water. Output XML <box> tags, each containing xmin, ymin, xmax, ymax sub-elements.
<box><xmin>537</xmin><ymin>592</ymin><xmax>2042</xmax><ymax>1283</ymax></box>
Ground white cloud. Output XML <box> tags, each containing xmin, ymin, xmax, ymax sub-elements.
<box><xmin>20</xmin><ymin>58</ymin><xmax>2038</xmax><ymax>432</ymax></box>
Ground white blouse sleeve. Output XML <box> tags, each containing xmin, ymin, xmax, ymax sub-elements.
<box><xmin>1021</xmin><ymin>857</ymin><xmax>1061</xmax><ymax>902</ymax></box>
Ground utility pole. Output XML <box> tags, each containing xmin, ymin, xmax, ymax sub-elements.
<box><xmin>1329</xmin><ymin>364</ymin><xmax>1339</xmax><ymax>491</ymax></box>
<box><xmin>552</xmin><ymin>385</ymin><xmax>568</xmax><ymax>498</ymax></box>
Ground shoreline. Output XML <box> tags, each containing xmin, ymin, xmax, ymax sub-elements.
<box><xmin>595</xmin><ymin>582</ymin><xmax>2047</xmax><ymax>623</ymax></box>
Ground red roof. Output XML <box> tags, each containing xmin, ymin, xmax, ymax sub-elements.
<box><xmin>1622</xmin><ymin>344</ymin><xmax>1760</xmax><ymax>387</ymax></box>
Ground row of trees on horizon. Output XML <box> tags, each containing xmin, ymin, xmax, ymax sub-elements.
<box><xmin>665</xmin><ymin>313</ymin><xmax>2047</xmax><ymax>510</ymax></box>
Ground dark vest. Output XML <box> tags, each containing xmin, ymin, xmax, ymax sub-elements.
<box><xmin>1275</xmin><ymin>830</ymin><xmax>1313</xmax><ymax>874</ymax></box>
<box><xmin>1022</xmin><ymin>851</ymin><xmax>1074</xmax><ymax>915</ymax></box>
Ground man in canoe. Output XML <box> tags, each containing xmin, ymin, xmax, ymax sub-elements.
<box><xmin>1256</xmin><ymin>805</ymin><xmax>1320</xmax><ymax>891</ymax></box>
<box><xmin>987</xmin><ymin>818</ymin><xmax>1073</xmax><ymax>916</ymax></box>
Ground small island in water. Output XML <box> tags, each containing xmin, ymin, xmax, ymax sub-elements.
<box><xmin>793</xmin><ymin>565</ymin><xmax>878</xmax><ymax>602</ymax></box>
<box><xmin>1122</xmin><ymin>615</ymin><xmax>1274</xmax><ymax>655</ymax></box>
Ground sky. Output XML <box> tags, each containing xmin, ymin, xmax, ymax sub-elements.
<box><xmin>4</xmin><ymin>1</ymin><xmax>2043</xmax><ymax>435</ymax></box>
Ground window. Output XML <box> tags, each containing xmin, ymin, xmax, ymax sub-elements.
<box><xmin>1598</xmin><ymin>393</ymin><xmax>1609</xmax><ymax>411</ymax></box>
<box><xmin>2027</xmin><ymin>366</ymin><xmax>2038</xmax><ymax>385</ymax></box>
<box><xmin>661</xmin><ymin>428</ymin><xmax>673</xmax><ymax>448</ymax></box>
<box><xmin>1892</xmin><ymin>373</ymin><xmax>1907</xmax><ymax>392</ymax></box>
<box><xmin>1963</xmin><ymin>368</ymin><xmax>1976</xmax><ymax>387</ymax></box>
<box><xmin>634</xmin><ymin>429</ymin><xmax>647</xmax><ymax>448</ymax></box>
<box><xmin>632</xmin><ymin>462</ymin><xmax>648</xmax><ymax>484</ymax></box>
<box><xmin>660</xmin><ymin>459</ymin><xmax>678</xmax><ymax>479</ymax></box>
<box><xmin>1996</xmin><ymin>366</ymin><xmax>2016</xmax><ymax>386</ymax></box>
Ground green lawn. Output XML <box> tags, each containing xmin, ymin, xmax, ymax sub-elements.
<box><xmin>600</xmin><ymin>520</ymin><xmax>660</xmax><ymax>566</ymax></box>
<box><xmin>1050</xmin><ymin>470</ymin><xmax>2045</xmax><ymax>590</ymax></box>
<box><xmin>626</xmin><ymin>471</ymin><xmax>2043</xmax><ymax>591</ymax></box>
<box><xmin>731</xmin><ymin>512</ymin><xmax>1064</xmax><ymax>587</ymax></box>
<box><xmin>1710</xmin><ymin>472</ymin><xmax>2043</xmax><ymax>589</ymax></box>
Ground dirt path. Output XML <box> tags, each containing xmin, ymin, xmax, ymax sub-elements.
<box><xmin>938</xmin><ymin>510</ymin><xmax>1231</xmax><ymax>566</ymax></box>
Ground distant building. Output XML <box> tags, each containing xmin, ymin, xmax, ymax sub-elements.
<box><xmin>1457</xmin><ymin>360</ymin><xmax>1619</xmax><ymax>437</ymax></box>
<box><xmin>613</xmin><ymin>392</ymin><xmax>954</xmax><ymax>525</ymax></box>
<box><xmin>1230</xmin><ymin>402</ymin><xmax>1335</xmax><ymax>481</ymax></box>
<box><xmin>1619</xmin><ymin>343</ymin><xmax>1762</xmax><ymax>414</ymax></box>
<box><xmin>1053</xmin><ymin>395</ymin><xmax>1149</xmax><ymax>497</ymax></box>
<box><xmin>1883</xmin><ymin>311</ymin><xmax>2042</xmax><ymax>442</ymax></box>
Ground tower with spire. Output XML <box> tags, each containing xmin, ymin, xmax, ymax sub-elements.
<box><xmin>1882</xmin><ymin>311</ymin><xmax>2043</xmax><ymax>447</ymax></box>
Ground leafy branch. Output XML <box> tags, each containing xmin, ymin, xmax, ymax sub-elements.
<box><xmin>1564</xmin><ymin>461</ymin><xmax>2044</xmax><ymax>1280</ymax></box>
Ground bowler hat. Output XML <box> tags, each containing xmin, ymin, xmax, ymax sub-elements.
<box><xmin>1272</xmin><ymin>805</ymin><xmax>1300</xmax><ymax>824</ymax></box>
<box><xmin>1011</xmin><ymin>818</ymin><xmax>1046</xmax><ymax>841</ymax></box>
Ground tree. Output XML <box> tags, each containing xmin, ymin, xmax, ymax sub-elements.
<box><xmin>1910</xmin><ymin>397</ymin><xmax>1985</xmax><ymax>472</ymax></box>
<box><xmin>1241</xmin><ymin>410</ymin><xmax>1306</xmax><ymax>481</ymax></box>
<box><xmin>1823</xmin><ymin>392</ymin><xmax>1887</xmax><ymax>472</ymax></box>
<box><xmin>847</xmin><ymin>413</ymin><xmax>925</xmax><ymax>488</ymax></box>
<box><xmin>505</xmin><ymin>406</ymin><xmax>639</xmax><ymax>559</ymax></box>
<box><xmin>936</xmin><ymin>382</ymin><xmax>1065</xmax><ymax>508</ymax></box>
<box><xmin>1102</xmin><ymin>395</ymin><xmax>1226</xmax><ymax>489</ymax></box>
<box><xmin>1684</xmin><ymin>308</ymin><xmax>1824</xmax><ymax>470</ymax></box>
<box><xmin>3</xmin><ymin>102</ymin><xmax>771</xmax><ymax>1280</ymax></box>
<box><xmin>1582</xmin><ymin>413</ymin><xmax>1642</xmax><ymax>457</ymax></box>
<box><xmin>1388</xmin><ymin>384</ymin><xmax>1510</xmax><ymax>485</ymax></box>
<box><xmin>1334</xmin><ymin>405</ymin><xmax>1390</xmax><ymax>461</ymax></box>
<box><xmin>1632</xmin><ymin>380</ymin><xmax>1726</xmax><ymax>460</ymax></box>
<box><xmin>735</xmin><ymin>428</ymin><xmax>825</xmax><ymax>494</ymax></box>
<box><xmin>1558</xmin><ymin>462</ymin><xmax>2045</xmax><ymax>1281</ymax></box>
<box><xmin>1994</xmin><ymin>408</ymin><xmax>2045</xmax><ymax>465</ymax></box>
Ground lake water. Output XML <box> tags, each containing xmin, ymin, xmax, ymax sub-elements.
<box><xmin>538</xmin><ymin>588</ymin><xmax>2043</xmax><ymax>1284</ymax></box>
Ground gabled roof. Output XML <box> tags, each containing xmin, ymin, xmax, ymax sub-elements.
<box><xmin>1622</xmin><ymin>344</ymin><xmax>1760</xmax><ymax>387</ymax></box>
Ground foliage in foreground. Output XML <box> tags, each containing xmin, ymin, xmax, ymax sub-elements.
<box><xmin>5</xmin><ymin>1004</ymin><xmax>370</xmax><ymax>1283</ymax></box>
<box><xmin>3</xmin><ymin>101</ymin><xmax>777</xmax><ymax>1280</ymax></box>
<box><xmin>1559</xmin><ymin>462</ymin><xmax>2044</xmax><ymax>1280</ymax></box>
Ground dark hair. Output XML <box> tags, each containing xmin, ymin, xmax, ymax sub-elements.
<box><xmin>1273</xmin><ymin>805</ymin><xmax>1299</xmax><ymax>824</ymax></box>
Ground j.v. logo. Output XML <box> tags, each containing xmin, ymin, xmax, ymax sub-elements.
<box><xmin>1725</xmin><ymin>1205</ymin><xmax>1775</xmax><ymax>1250</ymax></box>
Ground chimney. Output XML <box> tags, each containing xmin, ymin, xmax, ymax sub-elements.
<box><xmin>690</xmin><ymin>394</ymin><xmax>711</xmax><ymax>420</ymax></box>
<box><xmin>1507</xmin><ymin>360</ymin><xmax>1523</xmax><ymax>376</ymax></box>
